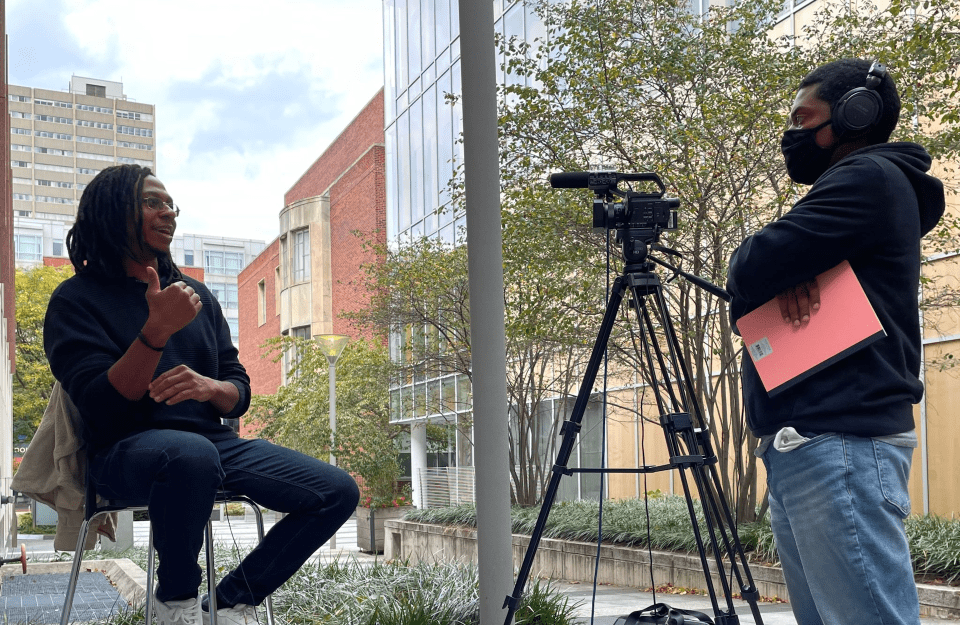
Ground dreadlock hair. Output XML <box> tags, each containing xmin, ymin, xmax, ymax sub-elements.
<box><xmin>798</xmin><ymin>58</ymin><xmax>901</xmax><ymax>145</ymax></box>
<box><xmin>67</xmin><ymin>164</ymin><xmax>182</xmax><ymax>281</ymax></box>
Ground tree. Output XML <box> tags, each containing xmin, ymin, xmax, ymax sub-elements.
<box><xmin>14</xmin><ymin>265</ymin><xmax>72</xmax><ymax>441</ymax></box>
<box><xmin>491</xmin><ymin>0</ymin><xmax>960</xmax><ymax>520</ymax></box>
<box><xmin>250</xmin><ymin>338</ymin><xmax>410</xmax><ymax>504</ymax></box>
<box><xmin>352</xmin><ymin>187</ymin><xmax>612</xmax><ymax>506</ymax></box>
<box><xmin>358</xmin><ymin>0</ymin><xmax>960</xmax><ymax>514</ymax></box>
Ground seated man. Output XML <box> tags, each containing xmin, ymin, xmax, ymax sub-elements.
<box><xmin>44</xmin><ymin>164</ymin><xmax>360</xmax><ymax>625</ymax></box>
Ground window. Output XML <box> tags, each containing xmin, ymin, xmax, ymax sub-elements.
<box><xmin>118</xmin><ymin>125</ymin><xmax>153</xmax><ymax>137</ymax></box>
<box><xmin>77</xmin><ymin>167</ymin><xmax>100</xmax><ymax>175</ymax></box>
<box><xmin>35</xmin><ymin>130</ymin><xmax>73</xmax><ymax>140</ymax></box>
<box><xmin>36</xmin><ymin>163</ymin><xmax>73</xmax><ymax>173</ymax></box>
<box><xmin>10</xmin><ymin>112</ymin><xmax>31</xmax><ymax>119</ymax></box>
<box><xmin>184</xmin><ymin>250</ymin><xmax>195</xmax><ymax>266</ymax></box>
<box><xmin>283</xmin><ymin>325</ymin><xmax>312</xmax><ymax>380</ymax></box>
<box><xmin>36</xmin><ymin>196</ymin><xmax>75</xmax><ymax>205</ymax></box>
<box><xmin>116</xmin><ymin>156</ymin><xmax>154</xmax><ymax>167</ymax></box>
<box><xmin>36</xmin><ymin>98</ymin><xmax>72</xmax><ymax>109</ymax></box>
<box><xmin>118</xmin><ymin>141</ymin><xmax>153</xmax><ymax>150</ymax></box>
<box><xmin>36</xmin><ymin>114</ymin><xmax>72</xmax><ymax>124</ymax></box>
<box><xmin>76</xmin><ymin>119</ymin><xmax>113</xmax><ymax>129</ymax></box>
<box><xmin>9</xmin><ymin>95</ymin><xmax>30</xmax><ymax>102</ymax></box>
<box><xmin>77</xmin><ymin>104</ymin><xmax>112</xmax><ymax>114</ymax></box>
<box><xmin>117</xmin><ymin>110</ymin><xmax>154</xmax><ymax>122</ymax></box>
<box><xmin>37</xmin><ymin>180</ymin><xmax>73</xmax><ymax>189</ymax></box>
<box><xmin>78</xmin><ymin>152</ymin><xmax>115</xmax><ymax>162</ymax></box>
<box><xmin>78</xmin><ymin>136</ymin><xmax>113</xmax><ymax>145</ymax></box>
<box><xmin>209</xmin><ymin>282</ymin><xmax>239</xmax><ymax>309</ymax></box>
<box><xmin>85</xmin><ymin>84</ymin><xmax>106</xmax><ymax>97</ymax></box>
<box><xmin>13</xmin><ymin>193</ymin><xmax>33</xmax><ymax>201</ymax></box>
<box><xmin>292</xmin><ymin>229</ymin><xmax>310</xmax><ymax>282</ymax></box>
<box><xmin>275</xmin><ymin>266</ymin><xmax>281</xmax><ymax>314</ymax></box>
<box><xmin>204</xmin><ymin>250</ymin><xmax>245</xmax><ymax>276</ymax></box>
<box><xmin>12</xmin><ymin>161</ymin><xmax>31</xmax><ymax>169</ymax></box>
<box><xmin>14</xmin><ymin>234</ymin><xmax>42</xmax><ymax>261</ymax></box>
<box><xmin>11</xmin><ymin>127</ymin><xmax>30</xmax><ymax>135</ymax></box>
<box><xmin>11</xmin><ymin>144</ymin><xmax>31</xmax><ymax>152</ymax></box>
<box><xmin>12</xmin><ymin>177</ymin><xmax>32</xmax><ymax>185</ymax></box>
<box><xmin>52</xmin><ymin>239</ymin><xmax>64</xmax><ymax>257</ymax></box>
<box><xmin>258</xmin><ymin>280</ymin><xmax>267</xmax><ymax>326</ymax></box>
<box><xmin>35</xmin><ymin>147</ymin><xmax>73</xmax><ymax>156</ymax></box>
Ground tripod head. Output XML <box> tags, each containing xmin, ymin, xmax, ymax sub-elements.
<box><xmin>550</xmin><ymin>171</ymin><xmax>679</xmax><ymax>264</ymax></box>
<box><xmin>549</xmin><ymin>171</ymin><xmax>729</xmax><ymax>301</ymax></box>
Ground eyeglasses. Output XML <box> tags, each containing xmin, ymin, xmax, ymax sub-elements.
<box><xmin>143</xmin><ymin>196</ymin><xmax>180</xmax><ymax>217</ymax></box>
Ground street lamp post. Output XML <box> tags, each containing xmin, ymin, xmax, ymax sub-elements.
<box><xmin>317</xmin><ymin>334</ymin><xmax>349</xmax><ymax>551</ymax></box>
<box><xmin>317</xmin><ymin>334</ymin><xmax>350</xmax><ymax>466</ymax></box>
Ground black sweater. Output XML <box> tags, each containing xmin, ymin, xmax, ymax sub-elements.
<box><xmin>44</xmin><ymin>269</ymin><xmax>249</xmax><ymax>459</ymax></box>
<box><xmin>727</xmin><ymin>143</ymin><xmax>945</xmax><ymax>438</ymax></box>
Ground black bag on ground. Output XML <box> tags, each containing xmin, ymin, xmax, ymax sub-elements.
<box><xmin>613</xmin><ymin>603</ymin><xmax>714</xmax><ymax>625</ymax></box>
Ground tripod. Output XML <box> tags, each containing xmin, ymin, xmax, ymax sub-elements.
<box><xmin>502</xmin><ymin>249</ymin><xmax>765</xmax><ymax>625</ymax></box>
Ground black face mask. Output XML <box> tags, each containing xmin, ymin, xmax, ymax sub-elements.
<box><xmin>780</xmin><ymin>119</ymin><xmax>835</xmax><ymax>185</ymax></box>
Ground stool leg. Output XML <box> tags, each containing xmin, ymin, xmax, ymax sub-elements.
<box><xmin>206</xmin><ymin>518</ymin><xmax>218</xmax><ymax>625</ymax></box>
<box><xmin>248</xmin><ymin>505</ymin><xmax>274</xmax><ymax>625</ymax></box>
<box><xmin>146</xmin><ymin>522</ymin><xmax>156</xmax><ymax>624</ymax></box>
<box><xmin>59</xmin><ymin>517</ymin><xmax>95</xmax><ymax>625</ymax></box>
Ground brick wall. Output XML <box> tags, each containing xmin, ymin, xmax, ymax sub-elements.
<box><xmin>328</xmin><ymin>144</ymin><xmax>386</xmax><ymax>338</ymax></box>
<box><xmin>238</xmin><ymin>237</ymin><xmax>281</xmax><ymax>396</ymax></box>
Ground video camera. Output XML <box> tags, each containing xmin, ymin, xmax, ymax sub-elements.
<box><xmin>550</xmin><ymin>171</ymin><xmax>679</xmax><ymax>263</ymax></box>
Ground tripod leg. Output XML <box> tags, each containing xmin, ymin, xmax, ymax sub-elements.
<box><xmin>632</xmin><ymin>280</ymin><xmax>765</xmax><ymax>625</ymax></box>
<box><xmin>502</xmin><ymin>276</ymin><xmax>628</xmax><ymax>625</ymax></box>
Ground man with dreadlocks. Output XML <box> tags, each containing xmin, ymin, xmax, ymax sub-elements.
<box><xmin>44</xmin><ymin>165</ymin><xmax>359</xmax><ymax>625</ymax></box>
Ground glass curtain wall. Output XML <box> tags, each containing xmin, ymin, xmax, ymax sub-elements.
<box><xmin>384</xmin><ymin>0</ymin><xmax>591</xmax><ymax>501</ymax></box>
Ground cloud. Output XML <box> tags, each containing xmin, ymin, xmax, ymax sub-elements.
<box><xmin>166</xmin><ymin>62</ymin><xmax>342</xmax><ymax>160</ymax></box>
<box><xmin>6</xmin><ymin>0</ymin><xmax>385</xmax><ymax>244</ymax></box>
<box><xmin>7</xmin><ymin>0</ymin><xmax>120</xmax><ymax>86</ymax></box>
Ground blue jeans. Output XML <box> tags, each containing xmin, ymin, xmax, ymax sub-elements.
<box><xmin>90</xmin><ymin>430</ymin><xmax>359</xmax><ymax>606</ymax></box>
<box><xmin>761</xmin><ymin>433</ymin><xmax>919</xmax><ymax>625</ymax></box>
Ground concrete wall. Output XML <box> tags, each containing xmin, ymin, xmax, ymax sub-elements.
<box><xmin>385</xmin><ymin>520</ymin><xmax>960</xmax><ymax>619</ymax></box>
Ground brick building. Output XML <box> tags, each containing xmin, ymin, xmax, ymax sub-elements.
<box><xmin>238</xmin><ymin>89</ymin><xmax>386</xmax><ymax>396</ymax></box>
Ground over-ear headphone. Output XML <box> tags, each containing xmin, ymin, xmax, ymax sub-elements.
<box><xmin>832</xmin><ymin>61</ymin><xmax>886</xmax><ymax>138</ymax></box>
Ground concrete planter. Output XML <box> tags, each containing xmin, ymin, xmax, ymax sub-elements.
<box><xmin>384</xmin><ymin>519</ymin><xmax>960</xmax><ymax>620</ymax></box>
<box><xmin>356</xmin><ymin>506</ymin><xmax>413</xmax><ymax>554</ymax></box>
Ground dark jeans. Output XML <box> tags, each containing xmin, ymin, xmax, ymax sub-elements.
<box><xmin>90</xmin><ymin>430</ymin><xmax>359</xmax><ymax>606</ymax></box>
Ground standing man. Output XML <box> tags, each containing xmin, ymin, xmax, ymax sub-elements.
<box><xmin>726</xmin><ymin>59</ymin><xmax>945</xmax><ymax>624</ymax></box>
<box><xmin>45</xmin><ymin>164</ymin><xmax>360</xmax><ymax>625</ymax></box>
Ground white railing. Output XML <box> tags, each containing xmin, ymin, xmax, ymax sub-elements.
<box><xmin>417</xmin><ymin>467</ymin><xmax>476</xmax><ymax>508</ymax></box>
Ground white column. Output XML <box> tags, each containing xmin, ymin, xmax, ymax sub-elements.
<box><xmin>410</xmin><ymin>422</ymin><xmax>428</xmax><ymax>508</ymax></box>
<box><xmin>458</xmin><ymin>1</ymin><xmax>513</xmax><ymax>623</ymax></box>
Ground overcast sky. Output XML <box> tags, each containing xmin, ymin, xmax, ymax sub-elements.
<box><xmin>6</xmin><ymin>0</ymin><xmax>385</xmax><ymax>244</ymax></box>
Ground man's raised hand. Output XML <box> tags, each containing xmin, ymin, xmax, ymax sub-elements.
<box><xmin>143</xmin><ymin>265</ymin><xmax>202</xmax><ymax>343</ymax></box>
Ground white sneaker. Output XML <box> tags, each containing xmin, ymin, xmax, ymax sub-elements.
<box><xmin>155</xmin><ymin>596</ymin><xmax>203</xmax><ymax>625</ymax></box>
<box><xmin>202</xmin><ymin>602</ymin><xmax>258</xmax><ymax>625</ymax></box>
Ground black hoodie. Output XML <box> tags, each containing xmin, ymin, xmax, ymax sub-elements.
<box><xmin>726</xmin><ymin>142</ymin><xmax>945</xmax><ymax>438</ymax></box>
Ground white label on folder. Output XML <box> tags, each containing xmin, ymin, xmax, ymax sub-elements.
<box><xmin>748</xmin><ymin>337</ymin><xmax>773</xmax><ymax>362</ymax></box>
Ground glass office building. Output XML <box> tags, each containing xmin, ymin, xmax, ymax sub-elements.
<box><xmin>382</xmin><ymin>1</ymin><xmax>605</xmax><ymax>503</ymax></box>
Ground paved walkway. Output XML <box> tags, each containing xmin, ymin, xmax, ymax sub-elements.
<box><xmin>6</xmin><ymin>515</ymin><xmax>954</xmax><ymax>624</ymax></box>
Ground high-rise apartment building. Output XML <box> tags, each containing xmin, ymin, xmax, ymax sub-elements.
<box><xmin>8</xmin><ymin>76</ymin><xmax>155</xmax><ymax>223</ymax></box>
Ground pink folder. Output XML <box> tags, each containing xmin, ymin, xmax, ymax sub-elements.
<box><xmin>736</xmin><ymin>260</ymin><xmax>886</xmax><ymax>396</ymax></box>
